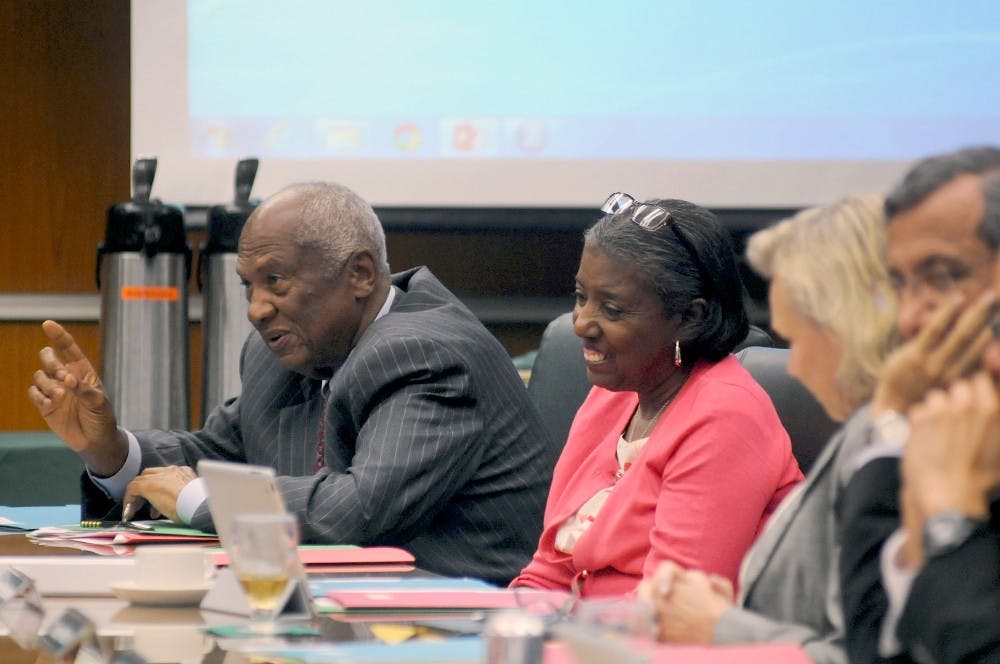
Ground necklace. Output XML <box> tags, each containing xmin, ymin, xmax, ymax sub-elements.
<box><xmin>625</xmin><ymin>397</ymin><xmax>672</xmax><ymax>441</ymax></box>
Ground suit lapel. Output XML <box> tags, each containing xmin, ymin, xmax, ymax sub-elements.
<box><xmin>739</xmin><ymin>431</ymin><xmax>842</xmax><ymax>602</ymax></box>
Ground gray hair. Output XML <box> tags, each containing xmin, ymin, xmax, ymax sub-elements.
<box><xmin>584</xmin><ymin>198</ymin><xmax>749</xmax><ymax>362</ymax></box>
<box><xmin>747</xmin><ymin>194</ymin><xmax>898</xmax><ymax>410</ymax></box>
<box><xmin>278</xmin><ymin>182</ymin><xmax>390</xmax><ymax>278</ymax></box>
<box><xmin>886</xmin><ymin>146</ymin><xmax>1000</xmax><ymax>249</ymax></box>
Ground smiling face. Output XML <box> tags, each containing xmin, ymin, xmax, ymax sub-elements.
<box><xmin>572</xmin><ymin>247</ymin><xmax>684</xmax><ymax>403</ymax></box>
<box><xmin>236</xmin><ymin>191</ymin><xmax>374</xmax><ymax>379</ymax></box>
<box><xmin>769</xmin><ymin>277</ymin><xmax>850</xmax><ymax>421</ymax></box>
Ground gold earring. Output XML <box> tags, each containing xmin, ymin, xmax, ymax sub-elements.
<box><xmin>674</xmin><ymin>340</ymin><xmax>682</xmax><ymax>367</ymax></box>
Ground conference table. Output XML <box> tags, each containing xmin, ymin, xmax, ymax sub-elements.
<box><xmin>0</xmin><ymin>532</ymin><xmax>424</xmax><ymax>663</ymax></box>
<box><xmin>0</xmin><ymin>533</ymin><xmax>811</xmax><ymax>664</ymax></box>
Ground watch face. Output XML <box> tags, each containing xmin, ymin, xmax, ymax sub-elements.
<box><xmin>874</xmin><ymin>410</ymin><xmax>910</xmax><ymax>447</ymax></box>
<box><xmin>923</xmin><ymin>512</ymin><xmax>979</xmax><ymax>558</ymax></box>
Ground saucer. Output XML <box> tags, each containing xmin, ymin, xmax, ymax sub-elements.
<box><xmin>110</xmin><ymin>580</ymin><xmax>214</xmax><ymax>607</ymax></box>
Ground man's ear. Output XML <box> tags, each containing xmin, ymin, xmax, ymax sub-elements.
<box><xmin>346</xmin><ymin>251</ymin><xmax>378</xmax><ymax>299</ymax></box>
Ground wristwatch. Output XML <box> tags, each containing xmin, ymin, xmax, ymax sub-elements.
<box><xmin>921</xmin><ymin>511</ymin><xmax>985</xmax><ymax>558</ymax></box>
<box><xmin>870</xmin><ymin>409</ymin><xmax>910</xmax><ymax>449</ymax></box>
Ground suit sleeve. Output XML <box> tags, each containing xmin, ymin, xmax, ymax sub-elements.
<box><xmin>270</xmin><ymin>336</ymin><xmax>488</xmax><ymax>545</ymax></box>
<box><xmin>896</xmin><ymin>525</ymin><xmax>1000</xmax><ymax>664</ymax></box>
<box><xmin>715</xmin><ymin>606</ymin><xmax>847</xmax><ymax>664</ymax></box>
<box><xmin>837</xmin><ymin>456</ymin><xmax>910</xmax><ymax>664</ymax></box>
<box><xmin>81</xmin><ymin>395</ymin><xmax>246</xmax><ymax>521</ymax></box>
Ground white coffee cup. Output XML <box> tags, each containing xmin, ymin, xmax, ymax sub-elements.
<box><xmin>133</xmin><ymin>546</ymin><xmax>213</xmax><ymax>589</ymax></box>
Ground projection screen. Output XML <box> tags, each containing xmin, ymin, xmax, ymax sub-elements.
<box><xmin>132</xmin><ymin>1</ymin><xmax>1000</xmax><ymax>209</ymax></box>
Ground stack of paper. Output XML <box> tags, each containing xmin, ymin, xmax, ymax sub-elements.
<box><xmin>28</xmin><ymin>522</ymin><xmax>219</xmax><ymax>556</ymax></box>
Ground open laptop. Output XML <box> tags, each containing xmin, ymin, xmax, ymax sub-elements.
<box><xmin>196</xmin><ymin>459</ymin><xmax>312</xmax><ymax>618</ymax></box>
<box><xmin>196</xmin><ymin>459</ymin><xmax>287</xmax><ymax>553</ymax></box>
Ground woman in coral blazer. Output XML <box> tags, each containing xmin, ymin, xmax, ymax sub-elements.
<box><xmin>512</xmin><ymin>193</ymin><xmax>802</xmax><ymax>598</ymax></box>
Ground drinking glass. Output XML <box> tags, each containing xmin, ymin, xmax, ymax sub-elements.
<box><xmin>228</xmin><ymin>513</ymin><xmax>299</xmax><ymax>634</ymax></box>
<box><xmin>554</xmin><ymin>598</ymin><xmax>656</xmax><ymax>664</ymax></box>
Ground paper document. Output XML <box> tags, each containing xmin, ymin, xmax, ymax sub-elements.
<box><xmin>28</xmin><ymin>521</ymin><xmax>219</xmax><ymax>555</ymax></box>
<box><xmin>0</xmin><ymin>505</ymin><xmax>81</xmax><ymax>531</ymax></box>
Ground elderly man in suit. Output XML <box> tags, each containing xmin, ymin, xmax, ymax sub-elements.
<box><xmin>29</xmin><ymin>182</ymin><xmax>556</xmax><ymax>585</ymax></box>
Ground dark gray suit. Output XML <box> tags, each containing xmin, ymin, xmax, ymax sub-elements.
<box><xmin>897</xmin><ymin>519</ymin><xmax>1000</xmax><ymax>664</ymax></box>
<box><xmin>85</xmin><ymin>267</ymin><xmax>557</xmax><ymax>584</ymax></box>
<box><xmin>713</xmin><ymin>406</ymin><xmax>873</xmax><ymax>664</ymax></box>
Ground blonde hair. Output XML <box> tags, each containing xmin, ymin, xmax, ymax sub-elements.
<box><xmin>746</xmin><ymin>194</ymin><xmax>898</xmax><ymax>410</ymax></box>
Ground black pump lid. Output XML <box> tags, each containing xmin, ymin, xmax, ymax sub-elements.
<box><xmin>102</xmin><ymin>158</ymin><xmax>188</xmax><ymax>257</ymax></box>
<box><xmin>203</xmin><ymin>158</ymin><xmax>259</xmax><ymax>255</ymax></box>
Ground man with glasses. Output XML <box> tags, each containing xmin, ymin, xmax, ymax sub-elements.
<box><xmin>839</xmin><ymin>147</ymin><xmax>1000</xmax><ymax>663</ymax></box>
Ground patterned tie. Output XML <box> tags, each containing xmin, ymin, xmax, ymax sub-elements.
<box><xmin>314</xmin><ymin>382</ymin><xmax>329</xmax><ymax>472</ymax></box>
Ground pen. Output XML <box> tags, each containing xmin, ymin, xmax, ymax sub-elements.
<box><xmin>121</xmin><ymin>501</ymin><xmax>135</xmax><ymax>524</ymax></box>
<box><xmin>80</xmin><ymin>519</ymin><xmax>154</xmax><ymax>531</ymax></box>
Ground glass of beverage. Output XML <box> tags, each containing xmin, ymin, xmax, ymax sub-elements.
<box><xmin>554</xmin><ymin>598</ymin><xmax>656</xmax><ymax>664</ymax></box>
<box><xmin>228</xmin><ymin>513</ymin><xmax>299</xmax><ymax>634</ymax></box>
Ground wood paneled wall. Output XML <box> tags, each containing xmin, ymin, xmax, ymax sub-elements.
<box><xmin>0</xmin><ymin>1</ymin><xmax>131</xmax><ymax>429</ymax></box>
<box><xmin>0</xmin><ymin>1</ymin><xmax>130</xmax><ymax>293</ymax></box>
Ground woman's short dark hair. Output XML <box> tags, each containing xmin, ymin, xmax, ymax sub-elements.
<box><xmin>584</xmin><ymin>198</ymin><xmax>749</xmax><ymax>363</ymax></box>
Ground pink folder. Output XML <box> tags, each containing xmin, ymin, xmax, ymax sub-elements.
<box><xmin>324</xmin><ymin>588</ymin><xmax>570</xmax><ymax>610</ymax></box>
<box><xmin>213</xmin><ymin>545</ymin><xmax>415</xmax><ymax>568</ymax></box>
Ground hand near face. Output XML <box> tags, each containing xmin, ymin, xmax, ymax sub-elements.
<box><xmin>873</xmin><ymin>292</ymin><xmax>994</xmax><ymax>416</ymax></box>
<box><xmin>27</xmin><ymin>320</ymin><xmax>127</xmax><ymax>476</ymax></box>
<box><xmin>123</xmin><ymin>466</ymin><xmax>198</xmax><ymax>524</ymax></box>
<box><xmin>903</xmin><ymin>371</ymin><xmax>1000</xmax><ymax>528</ymax></box>
<box><xmin>637</xmin><ymin>561</ymin><xmax>734</xmax><ymax>644</ymax></box>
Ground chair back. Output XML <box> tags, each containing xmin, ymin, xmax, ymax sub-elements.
<box><xmin>733</xmin><ymin>346</ymin><xmax>839</xmax><ymax>474</ymax></box>
<box><xmin>528</xmin><ymin>312</ymin><xmax>788</xmax><ymax>461</ymax></box>
<box><xmin>528</xmin><ymin>312</ymin><xmax>836</xmax><ymax>473</ymax></box>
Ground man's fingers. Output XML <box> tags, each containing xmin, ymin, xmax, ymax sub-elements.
<box><xmin>37</xmin><ymin>346</ymin><xmax>72</xmax><ymax>383</ymax></box>
<box><xmin>940</xmin><ymin>328</ymin><xmax>992</xmax><ymax>384</ymax></box>
<box><xmin>122</xmin><ymin>492</ymin><xmax>148</xmax><ymax>516</ymax></box>
<box><xmin>31</xmin><ymin>368</ymin><xmax>65</xmax><ymax>401</ymax></box>
<box><xmin>41</xmin><ymin>320</ymin><xmax>90</xmax><ymax>364</ymax></box>
<box><xmin>971</xmin><ymin>371</ymin><xmax>1000</xmax><ymax>412</ymax></box>
<box><xmin>27</xmin><ymin>384</ymin><xmax>52</xmax><ymax>411</ymax></box>
<box><xmin>930</xmin><ymin>293</ymin><xmax>996</xmax><ymax>376</ymax></box>
<box><xmin>914</xmin><ymin>294</ymin><xmax>966</xmax><ymax>348</ymax></box>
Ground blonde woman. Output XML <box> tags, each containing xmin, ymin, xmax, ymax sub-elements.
<box><xmin>639</xmin><ymin>195</ymin><xmax>897</xmax><ymax>664</ymax></box>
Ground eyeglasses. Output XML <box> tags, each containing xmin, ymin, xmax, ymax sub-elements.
<box><xmin>601</xmin><ymin>192</ymin><xmax>673</xmax><ymax>231</ymax></box>
<box><xmin>889</xmin><ymin>261</ymin><xmax>969</xmax><ymax>301</ymax></box>
<box><xmin>600</xmin><ymin>192</ymin><xmax>713</xmax><ymax>290</ymax></box>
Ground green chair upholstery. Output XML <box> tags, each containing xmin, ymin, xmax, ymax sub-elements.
<box><xmin>0</xmin><ymin>432</ymin><xmax>84</xmax><ymax>506</ymax></box>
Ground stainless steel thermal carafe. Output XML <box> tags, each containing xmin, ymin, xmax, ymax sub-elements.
<box><xmin>198</xmin><ymin>158</ymin><xmax>258</xmax><ymax>422</ymax></box>
<box><xmin>97</xmin><ymin>158</ymin><xmax>191</xmax><ymax>429</ymax></box>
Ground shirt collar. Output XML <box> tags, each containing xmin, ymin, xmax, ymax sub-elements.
<box><xmin>321</xmin><ymin>285</ymin><xmax>397</xmax><ymax>393</ymax></box>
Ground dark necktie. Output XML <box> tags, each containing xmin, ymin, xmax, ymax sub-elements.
<box><xmin>314</xmin><ymin>382</ymin><xmax>329</xmax><ymax>472</ymax></box>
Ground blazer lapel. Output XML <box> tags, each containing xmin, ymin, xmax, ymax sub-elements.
<box><xmin>739</xmin><ymin>432</ymin><xmax>842</xmax><ymax>602</ymax></box>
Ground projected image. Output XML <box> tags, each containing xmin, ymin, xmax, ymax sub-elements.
<box><xmin>188</xmin><ymin>0</ymin><xmax>1000</xmax><ymax>161</ymax></box>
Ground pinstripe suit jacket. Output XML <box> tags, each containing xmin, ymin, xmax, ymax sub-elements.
<box><xmin>84</xmin><ymin>267</ymin><xmax>557</xmax><ymax>584</ymax></box>
<box><xmin>712</xmin><ymin>405</ymin><xmax>873</xmax><ymax>664</ymax></box>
